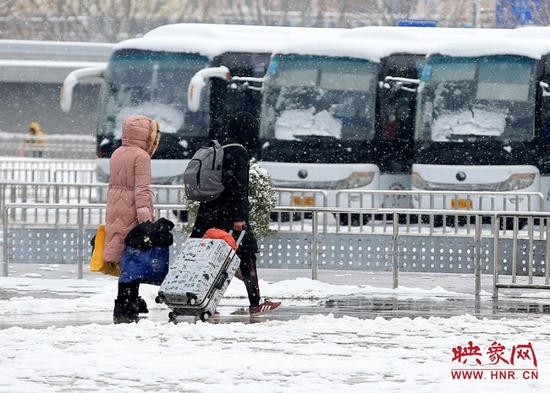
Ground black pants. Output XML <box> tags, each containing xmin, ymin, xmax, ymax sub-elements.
<box><xmin>117</xmin><ymin>282</ymin><xmax>139</xmax><ymax>302</ymax></box>
<box><xmin>238</xmin><ymin>251</ymin><xmax>261</xmax><ymax>307</ymax></box>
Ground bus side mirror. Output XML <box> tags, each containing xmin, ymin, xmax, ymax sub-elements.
<box><xmin>381</xmin><ymin>76</ymin><xmax>420</xmax><ymax>93</ymax></box>
<box><xmin>60</xmin><ymin>65</ymin><xmax>106</xmax><ymax>113</ymax></box>
<box><xmin>539</xmin><ymin>81</ymin><xmax>550</xmax><ymax>97</ymax></box>
<box><xmin>188</xmin><ymin>66</ymin><xmax>231</xmax><ymax>112</ymax></box>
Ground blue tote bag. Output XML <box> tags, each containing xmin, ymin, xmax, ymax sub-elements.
<box><xmin>119</xmin><ymin>245</ymin><xmax>169</xmax><ymax>285</ymax></box>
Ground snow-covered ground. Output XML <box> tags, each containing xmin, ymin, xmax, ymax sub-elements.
<box><xmin>1</xmin><ymin>269</ymin><xmax>549</xmax><ymax>392</ymax></box>
<box><xmin>1</xmin><ymin>313</ymin><xmax>548</xmax><ymax>393</ymax></box>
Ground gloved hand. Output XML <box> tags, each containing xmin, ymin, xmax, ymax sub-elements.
<box><xmin>125</xmin><ymin>221</ymin><xmax>154</xmax><ymax>250</ymax></box>
<box><xmin>138</xmin><ymin>220</ymin><xmax>155</xmax><ymax>236</ymax></box>
<box><xmin>149</xmin><ymin>218</ymin><xmax>175</xmax><ymax>247</ymax></box>
<box><xmin>154</xmin><ymin>217</ymin><xmax>175</xmax><ymax>233</ymax></box>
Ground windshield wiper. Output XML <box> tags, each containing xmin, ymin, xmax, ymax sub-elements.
<box><xmin>447</xmin><ymin>133</ymin><xmax>499</xmax><ymax>141</ymax></box>
<box><xmin>295</xmin><ymin>135</ymin><xmax>339</xmax><ymax>142</ymax></box>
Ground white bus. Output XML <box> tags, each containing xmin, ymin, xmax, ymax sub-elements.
<box><xmin>258</xmin><ymin>35</ymin><xmax>425</xmax><ymax>209</ymax></box>
<box><xmin>61</xmin><ymin>23</ymin><xmax>343</xmax><ymax>184</ymax></box>
<box><xmin>411</xmin><ymin>35</ymin><xmax>550</xmax><ymax>223</ymax></box>
<box><xmin>254</xmin><ymin>27</ymin><xmax>488</xmax><ymax>223</ymax></box>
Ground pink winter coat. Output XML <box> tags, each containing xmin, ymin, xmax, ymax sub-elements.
<box><xmin>104</xmin><ymin>115</ymin><xmax>159</xmax><ymax>263</ymax></box>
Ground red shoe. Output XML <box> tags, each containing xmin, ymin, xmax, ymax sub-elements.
<box><xmin>249</xmin><ymin>300</ymin><xmax>281</xmax><ymax>315</ymax></box>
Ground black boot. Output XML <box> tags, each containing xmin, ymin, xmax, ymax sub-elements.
<box><xmin>113</xmin><ymin>298</ymin><xmax>140</xmax><ymax>324</ymax></box>
<box><xmin>137</xmin><ymin>296</ymin><xmax>149</xmax><ymax>314</ymax></box>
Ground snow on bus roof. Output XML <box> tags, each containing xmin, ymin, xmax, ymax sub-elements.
<box><xmin>114</xmin><ymin>23</ymin><xmax>345</xmax><ymax>59</ymax></box>
<box><xmin>430</xmin><ymin>35</ymin><xmax>550</xmax><ymax>59</ymax></box>
<box><xmin>271</xmin><ymin>35</ymin><xmax>433</xmax><ymax>62</ymax></box>
<box><xmin>345</xmin><ymin>26</ymin><xmax>505</xmax><ymax>41</ymax></box>
<box><xmin>504</xmin><ymin>26</ymin><xmax>550</xmax><ymax>39</ymax></box>
<box><xmin>270</xmin><ymin>26</ymin><xmax>507</xmax><ymax>62</ymax></box>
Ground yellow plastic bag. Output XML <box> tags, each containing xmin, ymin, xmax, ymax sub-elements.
<box><xmin>89</xmin><ymin>225</ymin><xmax>120</xmax><ymax>277</ymax></box>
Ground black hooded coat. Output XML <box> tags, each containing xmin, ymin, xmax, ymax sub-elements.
<box><xmin>190</xmin><ymin>112</ymin><xmax>258</xmax><ymax>253</ymax></box>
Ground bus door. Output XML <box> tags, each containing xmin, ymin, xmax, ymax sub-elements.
<box><xmin>209</xmin><ymin>52</ymin><xmax>270</xmax><ymax>155</ymax></box>
<box><xmin>376</xmin><ymin>54</ymin><xmax>424</xmax><ymax>192</ymax></box>
<box><xmin>536</xmin><ymin>55</ymin><xmax>550</xmax><ymax>209</ymax></box>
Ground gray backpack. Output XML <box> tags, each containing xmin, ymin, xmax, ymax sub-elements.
<box><xmin>183</xmin><ymin>140</ymin><xmax>242</xmax><ymax>202</ymax></box>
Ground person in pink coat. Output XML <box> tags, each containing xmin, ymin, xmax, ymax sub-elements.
<box><xmin>104</xmin><ymin>115</ymin><xmax>160</xmax><ymax>323</ymax></box>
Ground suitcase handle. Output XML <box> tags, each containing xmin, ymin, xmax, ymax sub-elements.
<box><xmin>214</xmin><ymin>271</ymin><xmax>228</xmax><ymax>290</ymax></box>
<box><xmin>228</xmin><ymin>230</ymin><xmax>246</xmax><ymax>248</ymax></box>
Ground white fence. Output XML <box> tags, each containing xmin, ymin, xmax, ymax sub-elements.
<box><xmin>1</xmin><ymin>158</ymin><xmax>549</xmax><ymax>299</ymax></box>
<box><xmin>0</xmin><ymin>158</ymin><xmax>96</xmax><ymax>183</ymax></box>
<box><xmin>2</xmin><ymin>203</ymin><xmax>549</xmax><ymax>301</ymax></box>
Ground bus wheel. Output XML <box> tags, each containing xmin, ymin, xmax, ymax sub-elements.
<box><xmin>499</xmin><ymin>217</ymin><xmax>528</xmax><ymax>231</ymax></box>
<box><xmin>338</xmin><ymin>213</ymin><xmax>370</xmax><ymax>226</ymax></box>
<box><xmin>421</xmin><ymin>215</ymin><xmax>444</xmax><ymax>227</ymax></box>
<box><xmin>400</xmin><ymin>214</ymin><xmax>419</xmax><ymax>224</ymax></box>
<box><xmin>446</xmin><ymin>216</ymin><xmax>469</xmax><ymax>227</ymax></box>
<box><xmin>270</xmin><ymin>212</ymin><xmax>302</xmax><ymax>222</ymax></box>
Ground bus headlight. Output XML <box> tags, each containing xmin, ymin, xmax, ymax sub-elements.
<box><xmin>411</xmin><ymin>171</ymin><xmax>430</xmax><ymax>189</ymax></box>
<box><xmin>496</xmin><ymin>173</ymin><xmax>536</xmax><ymax>191</ymax></box>
<box><xmin>336</xmin><ymin>172</ymin><xmax>374</xmax><ymax>189</ymax></box>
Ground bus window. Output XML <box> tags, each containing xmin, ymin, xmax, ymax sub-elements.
<box><xmin>260</xmin><ymin>54</ymin><xmax>378</xmax><ymax>143</ymax></box>
<box><xmin>540</xmin><ymin>59</ymin><xmax>550</xmax><ymax>141</ymax></box>
<box><xmin>209</xmin><ymin>52</ymin><xmax>270</xmax><ymax>150</ymax></box>
<box><xmin>97</xmin><ymin>50</ymin><xmax>209</xmax><ymax>157</ymax></box>
<box><xmin>415</xmin><ymin>55</ymin><xmax>536</xmax><ymax>144</ymax></box>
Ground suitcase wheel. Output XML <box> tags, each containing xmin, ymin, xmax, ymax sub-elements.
<box><xmin>156</xmin><ymin>291</ymin><xmax>165</xmax><ymax>304</ymax></box>
<box><xmin>168</xmin><ymin>312</ymin><xmax>178</xmax><ymax>324</ymax></box>
<box><xmin>200</xmin><ymin>312</ymin><xmax>211</xmax><ymax>322</ymax></box>
<box><xmin>186</xmin><ymin>292</ymin><xmax>198</xmax><ymax>305</ymax></box>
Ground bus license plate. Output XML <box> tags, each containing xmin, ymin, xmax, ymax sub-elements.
<box><xmin>292</xmin><ymin>196</ymin><xmax>315</xmax><ymax>206</ymax></box>
<box><xmin>451</xmin><ymin>199</ymin><xmax>473</xmax><ymax>209</ymax></box>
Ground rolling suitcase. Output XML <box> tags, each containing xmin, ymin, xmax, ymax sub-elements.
<box><xmin>156</xmin><ymin>230</ymin><xmax>245</xmax><ymax>322</ymax></box>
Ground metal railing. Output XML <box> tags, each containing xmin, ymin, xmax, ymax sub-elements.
<box><xmin>3</xmin><ymin>202</ymin><xmax>548</xmax><ymax>301</ymax></box>
<box><xmin>3</xmin><ymin>181</ymin><xmax>546</xmax><ymax>234</ymax></box>
<box><xmin>0</xmin><ymin>181</ymin><xmax>187</xmax><ymax>220</ymax></box>
<box><xmin>492</xmin><ymin>211</ymin><xmax>550</xmax><ymax>300</ymax></box>
<box><xmin>334</xmin><ymin>189</ymin><xmax>544</xmax><ymax>235</ymax></box>
<box><xmin>0</xmin><ymin>159</ymin><xmax>96</xmax><ymax>184</ymax></box>
<box><xmin>336</xmin><ymin>189</ymin><xmax>544</xmax><ymax>211</ymax></box>
<box><xmin>2</xmin><ymin>202</ymin><xmax>189</xmax><ymax>278</ymax></box>
<box><xmin>270</xmin><ymin>187</ymin><xmax>328</xmax><ymax>232</ymax></box>
<box><xmin>0</xmin><ymin>182</ymin><xmax>330</xmax><ymax>221</ymax></box>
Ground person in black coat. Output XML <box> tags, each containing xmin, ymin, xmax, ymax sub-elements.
<box><xmin>190</xmin><ymin>111</ymin><xmax>280</xmax><ymax>315</ymax></box>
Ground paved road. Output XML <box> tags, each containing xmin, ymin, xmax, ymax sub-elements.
<box><xmin>1</xmin><ymin>292</ymin><xmax>549</xmax><ymax>330</ymax></box>
<box><xmin>1</xmin><ymin>265</ymin><xmax>549</xmax><ymax>329</ymax></box>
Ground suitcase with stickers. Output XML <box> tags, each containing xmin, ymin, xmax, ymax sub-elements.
<box><xmin>157</xmin><ymin>230</ymin><xmax>245</xmax><ymax>322</ymax></box>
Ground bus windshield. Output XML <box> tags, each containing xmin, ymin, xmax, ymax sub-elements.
<box><xmin>415</xmin><ymin>55</ymin><xmax>536</xmax><ymax>143</ymax></box>
<box><xmin>98</xmin><ymin>50</ymin><xmax>209</xmax><ymax>140</ymax></box>
<box><xmin>260</xmin><ymin>55</ymin><xmax>378</xmax><ymax>142</ymax></box>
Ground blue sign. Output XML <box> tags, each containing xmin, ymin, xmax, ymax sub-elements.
<box><xmin>496</xmin><ymin>0</ymin><xmax>541</xmax><ymax>27</ymax></box>
<box><xmin>397</xmin><ymin>19</ymin><xmax>438</xmax><ymax>27</ymax></box>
